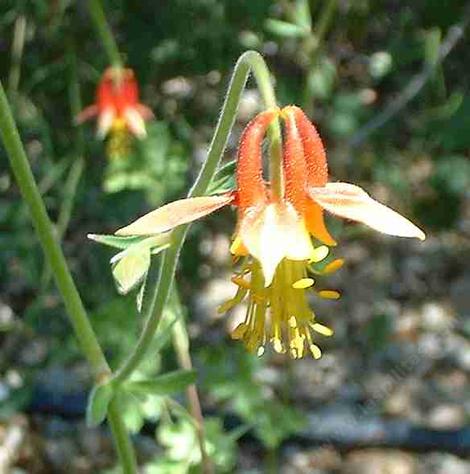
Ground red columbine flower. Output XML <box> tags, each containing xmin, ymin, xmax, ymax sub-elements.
<box><xmin>115</xmin><ymin>106</ymin><xmax>425</xmax><ymax>358</ymax></box>
<box><xmin>76</xmin><ymin>67</ymin><xmax>153</xmax><ymax>139</ymax></box>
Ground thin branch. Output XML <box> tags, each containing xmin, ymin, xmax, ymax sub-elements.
<box><xmin>350</xmin><ymin>9</ymin><xmax>470</xmax><ymax>148</ymax></box>
<box><xmin>8</xmin><ymin>15</ymin><xmax>27</xmax><ymax>96</ymax></box>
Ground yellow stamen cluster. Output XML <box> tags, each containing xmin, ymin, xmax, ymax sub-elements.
<box><xmin>107</xmin><ymin>121</ymin><xmax>132</xmax><ymax>160</ymax></box>
<box><xmin>219</xmin><ymin>249</ymin><xmax>342</xmax><ymax>359</ymax></box>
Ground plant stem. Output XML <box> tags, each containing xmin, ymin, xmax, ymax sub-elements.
<box><xmin>0</xmin><ymin>82</ymin><xmax>137</xmax><ymax>472</ymax></box>
<box><xmin>350</xmin><ymin>12</ymin><xmax>470</xmax><ymax>147</ymax></box>
<box><xmin>301</xmin><ymin>0</ymin><xmax>337</xmax><ymax>113</ymax></box>
<box><xmin>171</xmin><ymin>291</ymin><xmax>212</xmax><ymax>474</ymax></box>
<box><xmin>265</xmin><ymin>447</ymin><xmax>279</xmax><ymax>474</ymax></box>
<box><xmin>113</xmin><ymin>51</ymin><xmax>280</xmax><ymax>384</ymax></box>
<box><xmin>107</xmin><ymin>399</ymin><xmax>139</xmax><ymax>474</ymax></box>
<box><xmin>88</xmin><ymin>0</ymin><xmax>122</xmax><ymax>68</ymax></box>
<box><xmin>314</xmin><ymin>0</ymin><xmax>338</xmax><ymax>46</ymax></box>
<box><xmin>0</xmin><ymin>82</ymin><xmax>108</xmax><ymax>376</ymax></box>
<box><xmin>8</xmin><ymin>15</ymin><xmax>27</xmax><ymax>97</ymax></box>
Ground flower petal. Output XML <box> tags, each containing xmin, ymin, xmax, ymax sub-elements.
<box><xmin>240</xmin><ymin>202</ymin><xmax>314</xmax><ymax>286</ymax></box>
<box><xmin>116</xmin><ymin>194</ymin><xmax>234</xmax><ymax>236</ymax></box>
<box><xmin>75</xmin><ymin>105</ymin><xmax>99</xmax><ymax>124</ymax></box>
<box><xmin>308</xmin><ymin>182</ymin><xmax>426</xmax><ymax>240</ymax></box>
<box><xmin>136</xmin><ymin>103</ymin><xmax>154</xmax><ymax>120</ymax></box>
<box><xmin>97</xmin><ymin>107</ymin><xmax>116</xmax><ymax>139</ymax></box>
<box><xmin>282</xmin><ymin>106</ymin><xmax>308</xmax><ymax>213</ymax></box>
<box><xmin>282</xmin><ymin>105</ymin><xmax>328</xmax><ymax>186</ymax></box>
<box><xmin>124</xmin><ymin>107</ymin><xmax>147</xmax><ymax>138</ymax></box>
<box><xmin>237</xmin><ymin>109</ymin><xmax>278</xmax><ymax>211</ymax></box>
<box><xmin>304</xmin><ymin>201</ymin><xmax>336</xmax><ymax>246</ymax></box>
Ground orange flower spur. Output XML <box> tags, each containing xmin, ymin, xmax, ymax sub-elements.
<box><xmin>76</xmin><ymin>67</ymin><xmax>153</xmax><ymax>140</ymax></box>
<box><xmin>115</xmin><ymin>106</ymin><xmax>425</xmax><ymax>359</ymax></box>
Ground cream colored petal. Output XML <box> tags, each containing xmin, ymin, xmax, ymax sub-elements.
<box><xmin>309</xmin><ymin>182</ymin><xmax>426</xmax><ymax>240</ymax></box>
<box><xmin>124</xmin><ymin>107</ymin><xmax>147</xmax><ymax>138</ymax></box>
<box><xmin>97</xmin><ymin>107</ymin><xmax>115</xmax><ymax>139</ymax></box>
<box><xmin>240</xmin><ymin>202</ymin><xmax>314</xmax><ymax>286</ymax></box>
<box><xmin>136</xmin><ymin>103</ymin><xmax>155</xmax><ymax>120</ymax></box>
<box><xmin>74</xmin><ymin>105</ymin><xmax>99</xmax><ymax>124</ymax></box>
<box><xmin>116</xmin><ymin>194</ymin><xmax>234</xmax><ymax>236</ymax></box>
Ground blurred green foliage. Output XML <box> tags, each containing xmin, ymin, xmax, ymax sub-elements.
<box><xmin>1</xmin><ymin>0</ymin><xmax>469</xmax><ymax>471</ymax></box>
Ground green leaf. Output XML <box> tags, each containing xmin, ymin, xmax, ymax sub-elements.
<box><xmin>110</xmin><ymin>235</ymin><xmax>171</xmax><ymax>294</ymax></box>
<box><xmin>425</xmin><ymin>92</ymin><xmax>464</xmax><ymax>120</ymax></box>
<box><xmin>112</xmin><ymin>247</ymin><xmax>151</xmax><ymax>294</ymax></box>
<box><xmin>207</xmin><ymin>159</ymin><xmax>236</xmax><ymax>195</ymax></box>
<box><xmin>86</xmin><ymin>382</ymin><xmax>114</xmax><ymax>427</ymax></box>
<box><xmin>88</xmin><ymin>233</ymin><xmax>169</xmax><ymax>250</ymax></box>
<box><xmin>366</xmin><ymin>313</ymin><xmax>392</xmax><ymax>352</ymax></box>
<box><xmin>126</xmin><ymin>369</ymin><xmax>197</xmax><ymax>396</ymax></box>
<box><xmin>424</xmin><ymin>27</ymin><xmax>441</xmax><ymax>66</ymax></box>
<box><xmin>265</xmin><ymin>19</ymin><xmax>309</xmax><ymax>38</ymax></box>
<box><xmin>293</xmin><ymin>0</ymin><xmax>312</xmax><ymax>31</ymax></box>
<box><xmin>118</xmin><ymin>391</ymin><xmax>146</xmax><ymax>434</ymax></box>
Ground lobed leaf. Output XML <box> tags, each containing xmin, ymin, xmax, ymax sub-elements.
<box><xmin>86</xmin><ymin>382</ymin><xmax>115</xmax><ymax>427</ymax></box>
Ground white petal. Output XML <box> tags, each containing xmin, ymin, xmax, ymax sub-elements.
<box><xmin>97</xmin><ymin>108</ymin><xmax>115</xmax><ymax>139</ymax></box>
<box><xmin>309</xmin><ymin>182</ymin><xmax>425</xmax><ymax>240</ymax></box>
<box><xmin>116</xmin><ymin>194</ymin><xmax>234</xmax><ymax>236</ymax></box>
<box><xmin>124</xmin><ymin>107</ymin><xmax>147</xmax><ymax>138</ymax></box>
<box><xmin>240</xmin><ymin>202</ymin><xmax>313</xmax><ymax>286</ymax></box>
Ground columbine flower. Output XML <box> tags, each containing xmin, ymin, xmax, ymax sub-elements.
<box><xmin>115</xmin><ymin>106</ymin><xmax>425</xmax><ymax>359</ymax></box>
<box><xmin>76</xmin><ymin>67</ymin><xmax>153</xmax><ymax>140</ymax></box>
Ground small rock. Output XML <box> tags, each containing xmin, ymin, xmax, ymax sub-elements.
<box><xmin>237</xmin><ymin>90</ymin><xmax>261</xmax><ymax>121</ymax></box>
<box><xmin>161</xmin><ymin>77</ymin><xmax>193</xmax><ymax>98</ymax></box>
<box><xmin>195</xmin><ymin>275</ymin><xmax>236</xmax><ymax>321</ymax></box>
<box><xmin>384</xmin><ymin>385</ymin><xmax>414</xmax><ymax>417</ymax></box>
<box><xmin>420</xmin><ymin>302</ymin><xmax>454</xmax><ymax>332</ymax></box>
<box><xmin>454</xmin><ymin>340</ymin><xmax>470</xmax><ymax>371</ymax></box>
<box><xmin>344</xmin><ymin>449</ymin><xmax>415</xmax><ymax>474</ymax></box>
<box><xmin>283</xmin><ymin>445</ymin><xmax>342</xmax><ymax>473</ymax></box>
<box><xmin>427</xmin><ymin>404</ymin><xmax>465</xmax><ymax>430</ymax></box>
<box><xmin>421</xmin><ymin>453</ymin><xmax>470</xmax><ymax>474</ymax></box>
<box><xmin>450</xmin><ymin>272</ymin><xmax>470</xmax><ymax>317</ymax></box>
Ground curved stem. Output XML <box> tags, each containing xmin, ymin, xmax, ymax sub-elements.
<box><xmin>0</xmin><ymin>82</ymin><xmax>137</xmax><ymax>472</ymax></box>
<box><xmin>0</xmin><ymin>82</ymin><xmax>108</xmax><ymax>377</ymax></box>
<box><xmin>88</xmin><ymin>0</ymin><xmax>122</xmax><ymax>68</ymax></box>
<box><xmin>245</xmin><ymin>52</ymin><xmax>283</xmax><ymax>199</ymax></box>
<box><xmin>113</xmin><ymin>51</ymin><xmax>280</xmax><ymax>384</ymax></box>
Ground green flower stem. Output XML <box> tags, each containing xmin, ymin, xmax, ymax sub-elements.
<box><xmin>107</xmin><ymin>399</ymin><xmax>138</xmax><ymax>474</ymax></box>
<box><xmin>0</xmin><ymin>82</ymin><xmax>107</xmax><ymax>376</ymax></box>
<box><xmin>0</xmin><ymin>82</ymin><xmax>137</xmax><ymax>473</ymax></box>
<box><xmin>88</xmin><ymin>0</ymin><xmax>122</xmax><ymax>68</ymax></box>
<box><xmin>113</xmin><ymin>51</ymin><xmax>280</xmax><ymax>384</ymax></box>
